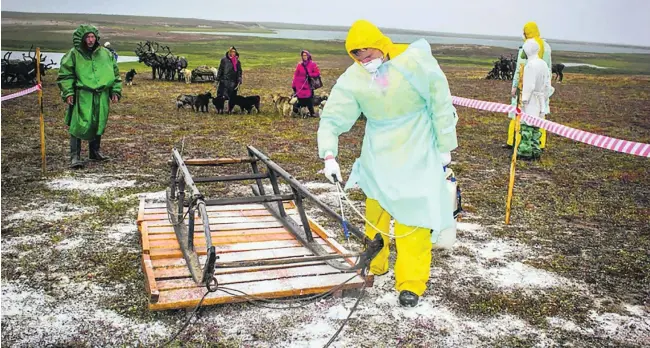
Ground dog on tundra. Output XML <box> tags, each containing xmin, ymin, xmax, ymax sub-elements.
<box><xmin>180</xmin><ymin>68</ymin><xmax>192</xmax><ymax>84</ymax></box>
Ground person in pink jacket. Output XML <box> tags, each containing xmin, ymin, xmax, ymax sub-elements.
<box><xmin>292</xmin><ymin>50</ymin><xmax>321</xmax><ymax>117</ymax></box>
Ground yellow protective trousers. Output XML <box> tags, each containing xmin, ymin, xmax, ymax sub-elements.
<box><xmin>507</xmin><ymin>119</ymin><xmax>546</xmax><ymax>148</ymax></box>
<box><xmin>365</xmin><ymin>198</ymin><xmax>432</xmax><ymax>296</ymax></box>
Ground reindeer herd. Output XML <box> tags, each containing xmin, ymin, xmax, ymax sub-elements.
<box><xmin>134</xmin><ymin>41</ymin><xmax>188</xmax><ymax>82</ymax></box>
<box><xmin>486</xmin><ymin>54</ymin><xmax>518</xmax><ymax>80</ymax></box>
<box><xmin>2</xmin><ymin>41</ymin><xmax>563</xmax><ymax>90</ymax></box>
<box><xmin>1</xmin><ymin>46</ymin><xmax>56</xmax><ymax>87</ymax></box>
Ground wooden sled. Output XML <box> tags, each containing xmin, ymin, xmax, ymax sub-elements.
<box><xmin>136</xmin><ymin>146</ymin><xmax>383</xmax><ymax>310</ymax></box>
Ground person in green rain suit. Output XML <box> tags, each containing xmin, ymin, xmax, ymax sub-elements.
<box><xmin>317</xmin><ymin>20</ymin><xmax>458</xmax><ymax>307</ymax></box>
<box><xmin>57</xmin><ymin>24</ymin><xmax>122</xmax><ymax>169</ymax></box>
<box><xmin>506</xmin><ymin>22</ymin><xmax>552</xmax><ymax>160</ymax></box>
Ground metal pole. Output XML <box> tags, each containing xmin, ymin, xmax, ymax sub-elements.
<box><xmin>216</xmin><ymin>253</ymin><xmax>362</xmax><ymax>268</ymax></box>
<box><xmin>266</xmin><ymin>165</ymin><xmax>287</xmax><ymax>217</ymax></box>
<box><xmin>291</xmin><ymin>187</ymin><xmax>314</xmax><ymax>242</ymax></box>
<box><xmin>170</xmin><ymin>158</ymin><xmax>178</xmax><ymax>200</ymax></box>
<box><xmin>188</xmin><ymin>206</ymin><xmax>195</xmax><ymax>251</ymax></box>
<box><xmin>246</xmin><ymin>145</ymin><xmax>368</xmax><ymax>242</ymax></box>
<box><xmin>36</xmin><ymin>47</ymin><xmax>46</xmax><ymax>174</ymax></box>
<box><xmin>248</xmin><ymin>148</ymin><xmax>266</xmax><ymax>196</ymax></box>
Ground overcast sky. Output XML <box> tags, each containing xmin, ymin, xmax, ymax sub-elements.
<box><xmin>3</xmin><ymin>0</ymin><xmax>650</xmax><ymax>47</ymax></box>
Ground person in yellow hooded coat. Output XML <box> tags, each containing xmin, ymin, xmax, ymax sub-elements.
<box><xmin>506</xmin><ymin>22</ymin><xmax>552</xmax><ymax>157</ymax></box>
<box><xmin>317</xmin><ymin>20</ymin><xmax>459</xmax><ymax>307</ymax></box>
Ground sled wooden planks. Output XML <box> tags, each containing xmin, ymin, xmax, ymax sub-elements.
<box><xmin>137</xmin><ymin>199</ymin><xmax>371</xmax><ymax>310</ymax></box>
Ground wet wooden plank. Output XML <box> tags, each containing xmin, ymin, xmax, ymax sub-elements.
<box><xmin>146</xmin><ymin>221</ymin><xmax>289</xmax><ymax>234</ymax></box>
<box><xmin>140</xmin><ymin>221</ymin><xmax>151</xmax><ymax>253</ymax></box>
<box><xmin>143</xmin><ymin>208</ymin><xmax>275</xmax><ymax>217</ymax></box>
<box><xmin>150</xmin><ymin>272</ymin><xmax>365</xmax><ymax>310</ymax></box>
<box><xmin>148</xmin><ymin>235</ymin><xmax>328</xmax><ymax>251</ymax></box>
<box><xmin>156</xmin><ymin>264</ymin><xmax>344</xmax><ymax>291</ymax></box>
<box><xmin>155</xmin><ymin>261</ymin><xmax>328</xmax><ymax>278</ymax></box>
<box><xmin>143</xmin><ymin>202</ymin><xmax>292</xmax><ymax>211</ymax></box>
<box><xmin>137</xmin><ymin>198</ymin><xmax>146</xmax><ymax>226</ymax></box>
<box><xmin>179</xmin><ymin>157</ymin><xmax>255</xmax><ymax>166</ymax></box>
<box><xmin>152</xmin><ymin>245</ymin><xmax>336</xmax><ymax>269</ymax></box>
<box><xmin>146</xmin><ymin>227</ymin><xmax>290</xmax><ymax>241</ymax></box>
<box><xmin>151</xmin><ymin>246</ymin><xmax>334</xmax><ymax>272</ymax></box>
<box><xmin>141</xmin><ymin>254</ymin><xmax>159</xmax><ymax>302</ymax></box>
<box><xmin>148</xmin><ymin>233</ymin><xmax>300</xmax><ymax>259</ymax></box>
<box><xmin>144</xmin><ymin>215</ymin><xmax>297</xmax><ymax>228</ymax></box>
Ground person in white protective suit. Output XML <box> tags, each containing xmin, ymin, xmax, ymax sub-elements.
<box><xmin>316</xmin><ymin>20</ymin><xmax>459</xmax><ymax>307</ymax></box>
<box><xmin>519</xmin><ymin>38</ymin><xmax>554</xmax><ymax>159</ymax></box>
<box><xmin>521</xmin><ymin>39</ymin><xmax>553</xmax><ymax>118</ymax></box>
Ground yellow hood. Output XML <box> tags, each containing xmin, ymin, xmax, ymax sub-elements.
<box><xmin>523</xmin><ymin>21</ymin><xmax>545</xmax><ymax>59</ymax></box>
<box><xmin>345</xmin><ymin>20</ymin><xmax>408</xmax><ymax>63</ymax></box>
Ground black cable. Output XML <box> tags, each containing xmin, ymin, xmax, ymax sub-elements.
<box><xmin>215</xmin><ymin>273</ymin><xmax>359</xmax><ymax>309</ymax></box>
<box><xmin>159</xmin><ymin>277</ymin><xmax>218</xmax><ymax>348</ymax></box>
<box><xmin>322</xmin><ymin>277</ymin><xmax>368</xmax><ymax>348</ymax></box>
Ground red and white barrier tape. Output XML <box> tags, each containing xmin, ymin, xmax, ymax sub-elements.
<box><xmin>1</xmin><ymin>84</ymin><xmax>42</xmax><ymax>102</ymax></box>
<box><xmin>452</xmin><ymin>96</ymin><xmax>650</xmax><ymax>158</ymax></box>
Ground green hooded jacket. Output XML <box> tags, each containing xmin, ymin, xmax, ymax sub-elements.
<box><xmin>56</xmin><ymin>24</ymin><xmax>122</xmax><ymax>140</ymax></box>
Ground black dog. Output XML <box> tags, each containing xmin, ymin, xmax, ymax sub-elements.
<box><xmin>552</xmin><ymin>63</ymin><xmax>565</xmax><ymax>82</ymax></box>
<box><xmin>313</xmin><ymin>95</ymin><xmax>328</xmax><ymax>106</ymax></box>
<box><xmin>229</xmin><ymin>95</ymin><xmax>261</xmax><ymax>114</ymax></box>
<box><xmin>194</xmin><ymin>92</ymin><xmax>212</xmax><ymax>112</ymax></box>
<box><xmin>125</xmin><ymin>69</ymin><xmax>137</xmax><ymax>86</ymax></box>
<box><xmin>212</xmin><ymin>95</ymin><xmax>228</xmax><ymax>114</ymax></box>
<box><xmin>176</xmin><ymin>94</ymin><xmax>197</xmax><ymax>110</ymax></box>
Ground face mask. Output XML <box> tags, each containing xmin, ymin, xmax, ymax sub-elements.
<box><xmin>362</xmin><ymin>58</ymin><xmax>383</xmax><ymax>74</ymax></box>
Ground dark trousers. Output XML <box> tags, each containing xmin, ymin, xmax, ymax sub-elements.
<box><xmin>295</xmin><ymin>97</ymin><xmax>315</xmax><ymax>116</ymax></box>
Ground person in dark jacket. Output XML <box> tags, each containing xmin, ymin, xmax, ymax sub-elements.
<box><xmin>216</xmin><ymin>46</ymin><xmax>243</xmax><ymax>114</ymax></box>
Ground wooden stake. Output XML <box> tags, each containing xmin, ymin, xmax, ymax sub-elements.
<box><xmin>36</xmin><ymin>47</ymin><xmax>46</xmax><ymax>174</ymax></box>
<box><xmin>505</xmin><ymin>112</ymin><xmax>522</xmax><ymax>225</ymax></box>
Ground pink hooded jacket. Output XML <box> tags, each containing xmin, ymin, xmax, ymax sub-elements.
<box><xmin>292</xmin><ymin>50</ymin><xmax>320</xmax><ymax>99</ymax></box>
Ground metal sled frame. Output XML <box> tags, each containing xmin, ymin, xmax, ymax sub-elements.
<box><xmin>167</xmin><ymin>145</ymin><xmax>384</xmax><ymax>287</ymax></box>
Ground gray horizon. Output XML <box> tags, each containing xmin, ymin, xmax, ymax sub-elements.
<box><xmin>2</xmin><ymin>0</ymin><xmax>650</xmax><ymax>47</ymax></box>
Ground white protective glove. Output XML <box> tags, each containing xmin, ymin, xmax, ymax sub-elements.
<box><xmin>440</xmin><ymin>152</ymin><xmax>452</xmax><ymax>167</ymax></box>
<box><xmin>323</xmin><ymin>152</ymin><xmax>343</xmax><ymax>184</ymax></box>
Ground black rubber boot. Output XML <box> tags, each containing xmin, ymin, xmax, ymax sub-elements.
<box><xmin>69</xmin><ymin>135</ymin><xmax>84</xmax><ymax>169</ymax></box>
<box><xmin>399</xmin><ymin>290</ymin><xmax>419</xmax><ymax>307</ymax></box>
<box><xmin>89</xmin><ymin>136</ymin><xmax>110</xmax><ymax>161</ymax></box>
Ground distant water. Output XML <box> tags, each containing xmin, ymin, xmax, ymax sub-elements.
<box><xmin>1</xmin><ymin>51</ymin><xmax>140</xmax><ymax>69</ymax></box>
<box><xmin>171</xmin><ymin>29</ymin><xmax>650</xmax><ymax>55</ymax></box>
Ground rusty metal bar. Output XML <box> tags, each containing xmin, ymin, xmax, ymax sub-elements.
<box><xmin>215</xmin><ymin>253</ymin><xmax>361</xmax><ymax>268</ymax></box>
<box><xmin>248</xmin><ymin>147</ymin><xmax>266</xmax><ymax>196</ymax></box>
<box><xmin>193</xmin><ymin>173</ymin><xmax>270</xmax><ymax>183</ymax></box>
<box><xmin>246</xmin><ymin>145</ymin><xmax>369</xmax><ymax>243</ymax></box>
<box><xmin>203</xmin><ymin>194</ymin><xmax>295</xmax><ymax>206</ymax></box>
<box><xmin>167</xmin><ymin>157</ymin><xmax>258</xmax><ymax>166</ymax></box>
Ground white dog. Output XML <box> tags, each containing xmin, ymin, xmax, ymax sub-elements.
<box><xmin>180</xmin><ymin>68</ymin><xmax>192</xmax><ymax>84</ymax></box>
<box><xmin>209</xmin><ymin>67</ymin><xmax>218</xmax><ymax>80</ymax></box>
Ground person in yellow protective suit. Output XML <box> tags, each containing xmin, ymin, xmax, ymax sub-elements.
<box><xmin>317</xmin><ymin>20</ymin><xmax>458</xmax><ymax>307</ymax></box>
<box><xmin>506</xmin><ymin>21</ymin><xmax>552</xmax><ymax>150</ymax></box>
